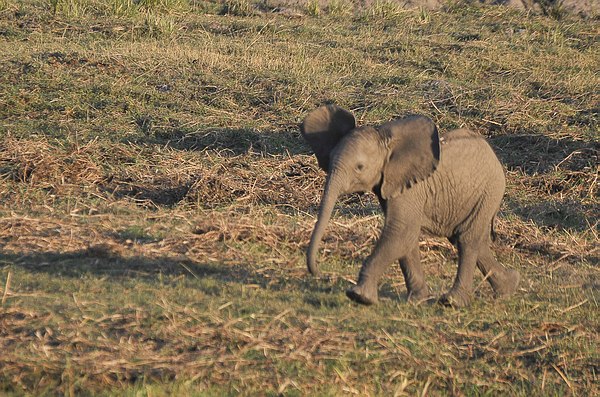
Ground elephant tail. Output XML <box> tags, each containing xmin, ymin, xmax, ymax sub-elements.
<box><xmin>491</xmin><ymin>215</ymin><xmax>498</xmax><ymax>242</ymax></box>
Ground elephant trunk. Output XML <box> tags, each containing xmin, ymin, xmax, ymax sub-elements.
<box><xmin>307</xmin><ymin>175</ymin><xmax>344</xmax><ymax>276</ymax></box>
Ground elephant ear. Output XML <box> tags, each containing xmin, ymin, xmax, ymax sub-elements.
<box><xmin>300</xmin><ymin>105</ymin><xmax>356</xmax><ymax>172</ymax></box>
<box><xmin>380</xmin><ymin>115</ymin><xmax>441</xmax><ymax>199</ymax></box>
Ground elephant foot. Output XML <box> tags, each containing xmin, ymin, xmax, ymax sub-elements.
<box><xmin>492</xmin><ymin>269</ymin><xmax>520</xmax><ymax>298</ymax></box>
<box><xmin>346</xmin><ymin>283</ymin><xmax>378</xmax><ymax>305</ymax></box>
<box><xmin>439</xmin><ymin>288</ymin><xmax>472</xmax><ymax>308</ymax></box>
<box><xmin>407</xmin><ymin>286</ymin><xmax>431</xmax><ymax>303</ymax></box>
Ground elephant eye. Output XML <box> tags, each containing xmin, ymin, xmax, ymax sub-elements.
<box><xmin>356</xmin><ymin>163</ymin><xmax>364</xmax><ymax>172</ymax></box>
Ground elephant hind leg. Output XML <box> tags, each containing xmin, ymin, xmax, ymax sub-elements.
<box><xmin>399</xmin><ymin>246</ymin><xmax>430</xmax><ymax>302</ymax></box>
<box><xmin>439</xmin><ymin>239</ymin><xmax>479</xmax><ymax>308</ymax></box>
<box><xmin>476</xmin><ymin>245</ymin><xmax>520</xmax><ymax>298</ymax></box>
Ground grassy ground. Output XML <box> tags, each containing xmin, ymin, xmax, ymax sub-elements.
<box><xmin>1</xmin><ymin>1</ymin><xmax>598</xmax><ymax>395</ymax></box>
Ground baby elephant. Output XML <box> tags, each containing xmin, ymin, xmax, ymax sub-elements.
<box><xmin>300</xmin><ymin>105</ymin><xmax>520</xmax><ymax>307</ymax></box>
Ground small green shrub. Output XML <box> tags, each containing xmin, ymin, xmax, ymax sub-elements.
<box><xmin>110</xmin><ymin>0</ymin><xmax>189</xmax><ymax>15</ymax></box>
<box><xmin>361</xmin><ymin>0</ymin><xmax>406</xmax><ymax>21</ymax></box>
<box><xmin>49</xmin><ymin>0</ymin><xmax>89</xmax><ymax>17</ymax></box>
<box><xmin>220</xmin><ymin>0</ymin><xmax>254</xmax><ymax>16</ymax></box>
<box><xmin>142</xmin><ymin>11</ymin><xmax>177</xmax><ymax>37</ymax></box>
<box><xmin>536</xmin><ymin>0</ymin><xmax>568</xmax><ymax>19</ymax></box>
<box><xmin>326</xmin><ymin>0</ymin><xmax>352</xmax><ymax>17</ymax></box>
<box><xmin>305</xmin><ymin>0</ymin><xmax>320</xmax><ymax>17</ymax></box>
<box><xmin>111</xmin><ymin>0</ymin><xmax>136</xmax><ymax>15</ymax></box>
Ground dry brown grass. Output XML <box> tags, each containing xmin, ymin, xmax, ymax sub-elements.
<box><xmin>1</xmin><ymin>136</ymin><xmax>597</xmax><ymax>395</ymax></box>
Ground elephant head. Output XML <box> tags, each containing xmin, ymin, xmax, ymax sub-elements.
<box><xmin>301</xmin><ymin>105</ymin><xmax>440</xmax><ymax>275</ymax></box>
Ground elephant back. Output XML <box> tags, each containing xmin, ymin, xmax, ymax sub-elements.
<box><xmin>442</xmin><ymin>129</ymin><xmax>499</xmax><ymax>162</ymax></box>
<box><xmin>438</xmin><ymin>128</ymin><xmax>505</xmax><ymax>191</ymax></box>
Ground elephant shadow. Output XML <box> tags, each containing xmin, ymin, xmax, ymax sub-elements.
<box><xmin>1</xmin><ymin>249</ymin><xmax>259</xmax><ymax>284</ymax></box>
<box><xmin>2</xmin><ymin>247</ymin><xmax>427</xmax><ymax>308</ymax></box>
<box><xmin>0</xmin><ymin>248</ymin><xmax>355</xmax><ymax>303</ymax></box>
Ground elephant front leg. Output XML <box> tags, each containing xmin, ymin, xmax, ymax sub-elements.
<box><xmin>346</xmin><ymin>257</ymin><xmax>391</xmax><ymax>305</ymax></box>
<box><xmin>346</xmin><ymin>224</ymin><xmax>420</xmax><ymax>305</ymax></box>
<box><xmin>400</xmin><ymin>246</ymin><xmax>430</xmax><ymax>302</ymax></box>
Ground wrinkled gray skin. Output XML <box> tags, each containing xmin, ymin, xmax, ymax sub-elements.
<box><xmin>301</xmin><ymin>105</ymin><xmax>520</xmax><ymax>308</ymax></box>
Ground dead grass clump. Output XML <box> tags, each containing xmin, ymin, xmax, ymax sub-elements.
<box><xmin>185</xmin><ymin>171</ymin><xmax>247</xmax><ymax>208</ymax></box>
<box><xmin>185</xmin><ymin>155</ymin><xmax>324</xmax><ymax>210</ymax></box>
<box><xmin>98</xmin><ymin>151</ymin><xmax>324</xmax><ymax>210</ymax></box>
<box><xmin>0</xmin><ymin>136</ymin><xmax>105</xmax><ymax>191</ymax></box>
<box><xmin>0</xmin><ymin>215</ymin><xmax>115</xmax><ymax>257</ymax></box>
<box><xmin>495</xmin><ymin>215</ymin><xmax>598</xmax><ymax>266</ymax></box>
